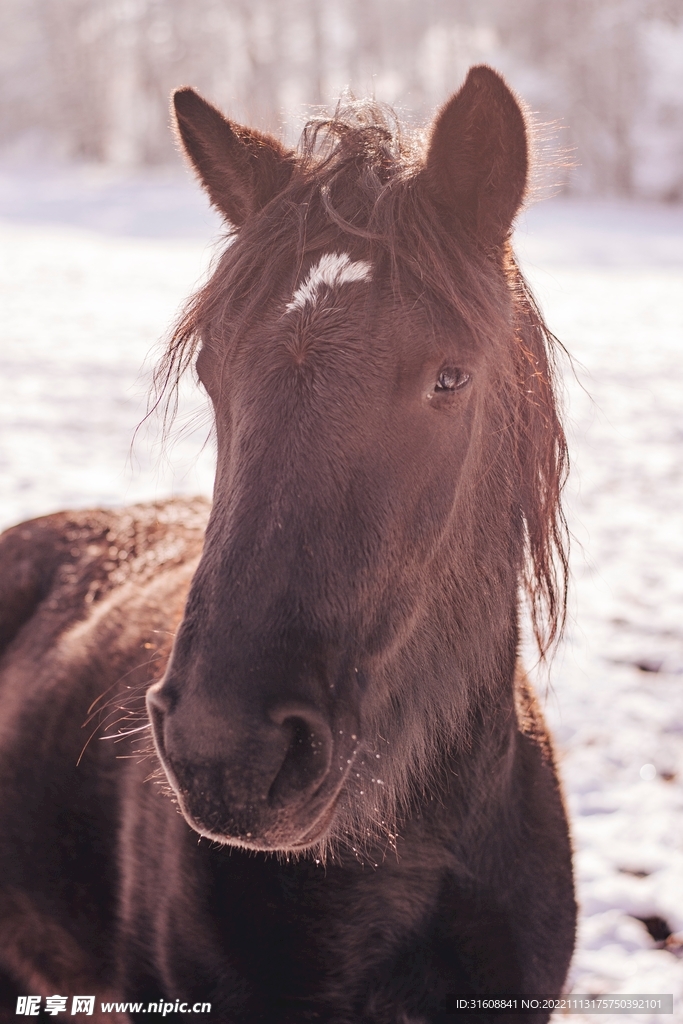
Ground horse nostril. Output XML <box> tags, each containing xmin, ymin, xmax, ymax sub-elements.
<box><xmin>268</xmin><ymin>710</ymin><xmax>333</xmax><ymax>807</ymax></box>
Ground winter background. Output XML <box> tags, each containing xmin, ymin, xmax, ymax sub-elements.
<box><xmin>1</xmin><ymin>1</ymin><xmax>682</xmax><ymax>1020</ymax></box>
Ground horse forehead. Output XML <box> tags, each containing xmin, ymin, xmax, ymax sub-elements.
<box><xmin>284</xmin><ymin>252</ymin><xmax>373</xmax><ymax>314</ymax></box>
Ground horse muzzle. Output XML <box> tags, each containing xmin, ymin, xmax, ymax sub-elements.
<box><xmin>146</xmin><ymin>682</ymin><xmax>359</xmax><ymax>850</ymax></box>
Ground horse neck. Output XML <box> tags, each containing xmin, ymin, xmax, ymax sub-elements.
<box><xmin>424</xmin><ymin>489</ymin><xmax>523</xmax><ymax>689</ymax></box>
<box><xmin>363</xmin><ymin>522</ymin><xmax>522</xmax><ymax>808</ymax></box>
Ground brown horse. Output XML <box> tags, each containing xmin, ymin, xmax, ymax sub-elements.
<box><xmin>0</xmin><ymin>67</ymin><xmax>575</xmax><ymax>1022</ymax></box>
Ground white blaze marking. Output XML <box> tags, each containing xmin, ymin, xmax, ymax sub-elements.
<box><xmin>286</xmin><ymin>252</ymin><xmax>372</xmax><ymax>313</ymax></box>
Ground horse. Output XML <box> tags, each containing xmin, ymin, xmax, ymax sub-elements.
<box><xmin>0</xmin><ymin>66</ymin><xmax>575</xmax><ymax>1022</ymax></box>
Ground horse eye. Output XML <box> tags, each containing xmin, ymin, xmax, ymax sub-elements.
<box><xmin>435</xmin><ymin>368</ymin><xmax>470</xmax><ymax>392</ymax></box>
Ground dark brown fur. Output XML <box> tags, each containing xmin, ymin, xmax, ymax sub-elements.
<box><xmin>0</xmin><ymin>67</ymin><xmax>575</xmax><ymax>1022</ymax></box>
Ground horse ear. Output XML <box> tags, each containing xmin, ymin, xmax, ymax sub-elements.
<box><xmin>173</xmin><ymin>88</ymin><xmax>295</xmax><ymax>226</ymax></box>
<box><xmin>423</xmin><ymin>65</ymin><xmax>528</xmax><ymax>248</ymax></box>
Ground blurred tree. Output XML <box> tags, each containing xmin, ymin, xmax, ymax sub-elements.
<box><xmin>0</xmin><ymin>0</ymin><xmax>680</xmax><ymax>197</ymax></box>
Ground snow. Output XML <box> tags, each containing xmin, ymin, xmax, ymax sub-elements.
<box><xmin>516</xmin><ymin>199</ymin><xmax>683</xmax><ymax>1019</ymax></box>
<box><xmin>1</xmin><ymin>170</ymin><xmax>682</xmax><ymax>1017</ymax></box>
<box><xmin>0</xmin><ymin>167</ymin><xmax>221</xmax><ymax>528</ymax></box>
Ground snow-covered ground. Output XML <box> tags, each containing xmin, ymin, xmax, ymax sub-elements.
<box><xmin>515</xmin><ymin>200</ymin><xmax>683</xmax><ymax>1020</ymax></box>
<box><xmin>0</xmin><ymin>167</ymin><xmax>682</xmax><ymax>1019</ymax></box>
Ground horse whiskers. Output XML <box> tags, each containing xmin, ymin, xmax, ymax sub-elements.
<box><xmin>99</xmin><ymin>723</ymin><xmax>152</xmax><ymax>740</ymax></box>
<box><xmin>85</xmin><ymin>657</ymin><xmax>163</xmax><ymax>721</ymax></box>
<box><xmin>78</xmin><ymin>698</ymin><xmax>150</xmax><ymax>764</ymax></box>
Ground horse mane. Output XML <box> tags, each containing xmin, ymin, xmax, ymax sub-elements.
<box><xmin>155</xmin><ymin>99</ymin><xmax>568</xmax><ymax>658</ymax></box>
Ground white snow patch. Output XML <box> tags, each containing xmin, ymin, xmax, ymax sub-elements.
<box><xmin>285</xmin><ymin>251</ymin><xmax>372</xmax><ymax>313</ymax></box>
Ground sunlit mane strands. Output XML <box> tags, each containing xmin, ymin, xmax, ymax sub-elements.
<box><xmin>0</xmin><ymin>67</ymin><xmax>575</xmax><ymax>1020</ymax></box>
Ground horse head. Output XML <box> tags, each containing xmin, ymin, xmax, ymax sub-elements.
<box><xmin>147</xmin><ymin>67</ymin><xmax>566</xmax><ymax>857</ymax></box>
